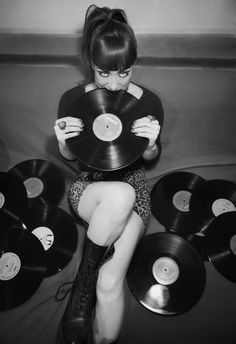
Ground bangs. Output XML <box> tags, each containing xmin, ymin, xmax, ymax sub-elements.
<box><xmin>92</xmin><ymin>36</ymin><xmax>137</xmax><ymax>71</ymax></box>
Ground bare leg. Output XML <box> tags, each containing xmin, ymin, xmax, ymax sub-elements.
<box><xmin>78</xmin><ymin>181</ymin><xmax>136</xmax><ymax>246</ymax></box>
<box><xmin>94</xmin><ymin>211</ymin><xmax>145</xmax><ymax>344</ymax></box>
<box><xmin>77</xmin><ymin>181</ymin><xmax>145</xmax><ymax>343</ymax></box>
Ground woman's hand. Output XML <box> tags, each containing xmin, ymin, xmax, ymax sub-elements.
<box><xmin>54</xmin><ymin>116</ymin><xmax>84</xmax><ymax>146</ymax></box>
<box><xmin>54</xmin><ymin>116</ymin><xmax>84</xmax><ymax>161</ymax></box>
<box><xmin>131</xmin><ymin>115</ymin><xmax>160</xmax><ymax>147</ymax></box>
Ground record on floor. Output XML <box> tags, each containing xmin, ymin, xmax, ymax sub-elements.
<box><xmin>150</xmin><ymin>171</ymin><xmax>206</xmax><ymax>234</ymax></box>
<box><xmin>181</xmin><ymin>233</ymin><xmax>208</xmax><ymax>262</ymax></box>
<box><xmin>127</xmin><ymin>232</ymin><xmax>206</xmax><ymax>315</ymax></box>
<box><xmin>189</xmin><ymin>179</ymin><xmax>236</xmax><ymax>233</ymax></box>
<box><xmin>66</xmin><ymin>88</ymin><xmax>149</xmax><ymax>171</ymax></box>
<box><xmin>9</xmin><ymin>159</ymin><xmax>66</xmax><ymax>207</ymax></box>
<box><xmin>0</xmin><ymin>212</ymin><xmax>46</xmax><ymax>311</ymax></box>
<box><xmin>18</xmin><ymin>205</ymin><xmax>78</xmax><ymax>277</ymax></box>
<box><xmin>0</xmin><ymin>171</ymin><xmax>28</xmax><ymax>215</ymax></box>
<box><xmin>205</xmin><ymin>212</ymin><xmax>236</xmax><ymax>283</ymax></box>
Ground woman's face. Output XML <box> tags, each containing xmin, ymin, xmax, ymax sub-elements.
<box><xmin>93</xmin><ymin>65</ymin><xmax>133</xmax><ymax>91</ymax></box>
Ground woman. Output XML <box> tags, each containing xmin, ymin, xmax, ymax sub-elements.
<box><xmin>54</xmin><ymin>4</ymin><xmax>164</xmax><ymax>344</ymax></box>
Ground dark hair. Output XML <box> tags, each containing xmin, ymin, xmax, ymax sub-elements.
<box><xmin>82</xmin><ymin>5</ymin><xmax>137</xmax><ymax>76</ymax></box>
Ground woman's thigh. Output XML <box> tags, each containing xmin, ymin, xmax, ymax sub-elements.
<box><xmin>70</xmin><ymin>179</ymin><xmax>135</xmax><ymax>224</ymax></box>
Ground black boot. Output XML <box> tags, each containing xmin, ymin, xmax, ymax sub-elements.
<box><xmin>59</xmin><ymin>235</ymin><xmax>110</xmax><ymax>344</ymax></box>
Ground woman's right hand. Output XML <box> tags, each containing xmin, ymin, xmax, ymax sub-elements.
<box><xmin>54</xmin><ymin>116</ymin><xmax>84</xmax><ymax>146</ymax></box>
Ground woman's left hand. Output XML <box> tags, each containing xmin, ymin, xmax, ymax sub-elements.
<box><xmin>131</xmin><ymin>115</ymin><xmax>161</xmax><ymax>147</ymax></box>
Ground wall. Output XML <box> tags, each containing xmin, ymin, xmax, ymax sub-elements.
<box><xmin>0</xmin><ymin>0</ymin><xmax>235</xmax><ymax>34</ymax></box>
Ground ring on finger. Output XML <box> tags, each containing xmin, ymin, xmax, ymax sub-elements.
<box><xmin>149</xmin><ymin>116</ymin><xmax>156</xmax><ymax>123</ymax></box>
<box><xmin>58</xmin><ymin>121</ymin><xmax>66</xmax><ymax>130</ymax></box>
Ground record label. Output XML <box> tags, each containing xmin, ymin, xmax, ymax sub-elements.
<box><xmin>24</xmin><ymin>177</ymin><xmax>44</xmax><ymax>198</ymax></box>
<box><xmin>212</xmin><ymin>198</ymin><xmax>236</xmax><ymax>217</ymax></box>
<box><xmin>230</xmin><ymin>234</ymin><xmax>236</xmax><ymax>255</ymax></box>
<box><xmin>0</xmin><ymin>193</ymin><xmax>5</xmax><ymax>209</ymax></box>
<box><xmin>93</xmin><ymin>113</ymin><xmax>122</xmax><ymax>141</ymax></box>
<box><xmin>32</xmin><ymin>226</ymin><xmax>54</xmax><ymax>251</ymax></box>
<box><xmin>0</xmin><ymin>252</ymin><xmax>21</xmax><ymax>281</ymax></box>
<box><xmin>172</xmin><ymin>190</ymin><xmax>191</xmax><ymax>212</ymax></box>
<box><xmin>152</xmin><ymin>257</ymin><xmax>179</xmax><ymax>285</ymax></box>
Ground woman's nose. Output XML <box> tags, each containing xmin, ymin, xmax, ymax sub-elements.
<box><xmin>107</xmin><ymin>77</ymin><xmax>119</xmax><ymax>91</ymax></box>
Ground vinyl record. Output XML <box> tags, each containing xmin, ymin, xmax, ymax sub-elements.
<box><xmin>0</xmin><ymin>212</ymin><xmax>46</xmax><ymax>311</ymax></box>
<box><xmin>9</xmin><ymin>159</ymin><xmax>65</xmax><ymax>207</ymax></box>
<box><xmin>190</xmin><ymin>179</ymin><xmax>236</xmax><ymax>233</ymax></box>
<box><xmin>205</xmin><ymin>212</ymin><xmax>236</xmax><ymax>283</ymax></box>
<box><xmin>66</xmin><ymin>88</ymin><xmax>149</xmax><ymax>171</ymax></box>
<box><xmin>181</xmin><ymin>233</ymin><xmax>208</xmax><ymax>262</ymax></box>
<box><xmin>18</xmin><ymin>205</ymin><xmax>78</xmax><ymax>276</ymax></box>
<box><xmin>127</xmin><ymin>232</ymin><xmax>206</xmax><ymax>315</ymax></box>
<box><xmin>0</xmin><ymin>171</ymin><xmax>28</xmax><ymax>215</ymax></box>
<box><xmin>150</xmin><ymin>171</ymin><xmax>206</xmax><ymax>234</ymax></box>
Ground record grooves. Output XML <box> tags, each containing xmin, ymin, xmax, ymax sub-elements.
<box><xmin>190</xmin><ymin>179</ymin><xmax>236</xmax><ymax>233</ymax></box>
<box><xmin>205</xmin><ymin>212</ymin><xmax>236</xmax><ymax>283</ymax></box>
<box><xmin>150</xmin><ymin>171</ymin><xmax>206</xmax><ymax>234</ymax></box>
<box><xmin>18</xmin><ymin>205</ymin><xmax>78</xmax><ymax>276</ymax></box>
<box><xmin>9</xmin><ymin>159</ymin><xmax>66</xmax><ymax>207</ymax></box>
<box><xmin>0</xmin><ymin>212</ymin><xmax>46</xmax><ymax>311</ymax></box>
<box><xmin>127</xmin><ymin>232</ymin><xmax>206</xmax><ymax>315</ymax></box>
<box><xmin>66</xmin><ymin>88</ymin><xmax>149</xmax><ymax>171</ymax></box>
<box><xmin>0</xmin><ymin>171</ymin><xmax>28</xmax><ymax>215</ymax></box>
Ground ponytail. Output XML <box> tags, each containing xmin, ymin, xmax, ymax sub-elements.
<box><xmin>81</xmin><ymin>5</ymin><xmax>137</xmax><ymax>77</ymax></box>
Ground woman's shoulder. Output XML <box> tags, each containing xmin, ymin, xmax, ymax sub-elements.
<box><xmin>60</xmin><ymin>83</ymin><xmax>86</xmax><ymax>102</ymax></box>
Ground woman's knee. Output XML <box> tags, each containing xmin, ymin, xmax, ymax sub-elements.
<box><xmin>106</xmin><ymin>182</ymin><xmax>136</xmax><ymax>211</ymax></box>
<box><xmin>96</xmin><ymin>268</ymin><xmax>124</xmax><ymax>298</ymax></box>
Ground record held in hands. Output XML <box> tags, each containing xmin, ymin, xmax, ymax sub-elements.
<box><xmin>127</xmin><ymin>232</ymin><xmax>206</xmax><ymax>315</ymax></box>
<box><xmin>190</xmin><ymin>179</ymin><xmax>236</xmax><ymax>233</ymax></box>
<box><xmin>18</xmin><ymin>205</ymin><xmax>78</xmax><ymax>276</ymax></box>
<box><xmin>66</xmin><ymin>88</ymin><xmax>149</xmax><ymax>171</ymax></box>
<box><xmin>205</xmin><ymin>212</ymin><xmax>236</xmax><ymax>283</ymax></box>
<box><xmin>9</xmin><ymin>159</ymin><xmax>66</xmax><ymax>207</ymax></box>
<box><xmin>150</xmin><ymin>171</ymin><xmax>206</xmax><ymax>234</ymax></box>
<box><xmin>0</xmin><ymin>171</ymin><xmax>28</xmax><ymax>215</ymax></box>
<box><xmin>0</xmin><ymin>212</ymin><xmax>46</xmax><ymax>311</ymax></box>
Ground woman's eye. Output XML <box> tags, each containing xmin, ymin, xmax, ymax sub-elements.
<box><xmin>119</xmin><ymin>71</ymin><xmax>129</xmax><ymax>78</ymax></box>
<box><xmin>99</xmin><ymin>71</ymin><xmax>109</xmax><ymax>77</ymax></box>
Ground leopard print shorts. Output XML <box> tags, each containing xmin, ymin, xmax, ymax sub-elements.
<box><xmin>68</xmin><ymin>166</ymin><xmax>151</xmax><ymax>228</ymax></box>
